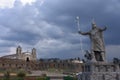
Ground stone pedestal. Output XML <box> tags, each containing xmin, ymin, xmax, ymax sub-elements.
<box><xmin>78</xmin><ymin>62</ymin><xmax>120</xmax><ymax>80</ymax></box>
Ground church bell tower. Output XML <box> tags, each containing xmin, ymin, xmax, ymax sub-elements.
<box><xmin>16</xmin><ymin>45</ymin><xmax>22</xmax><ymax>59</ymax></box>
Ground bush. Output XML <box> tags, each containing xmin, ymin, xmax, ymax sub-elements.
<box><xmin>17</xmin><ymin>70</ymin><xmax>26</xmax><ymax>80</ymax></box>
<box><xmin>45</xmin><ymin>77</ymin><xmax>50</xmax><ymax>80</ymax></box>
<box><xmin>64</xmin><ymin>76</ymin><xmax>77</xmax><ymax>80</ymax></box>
<box><xmin>17</xmin><ymin>70</ymin><xmax>26</xmax><ymax>78</ymax></box>
<box><xmin>3</xmin><ymin>71</ymin><xmax>10</xmax><ymax>80</ymax></box>
<box><xmin>64</xmin><ymin>76</ymin><xmax>72</xmax><ymax>80</ymax></box>
<box><xmin>36</xmin><ymin>77</ymin><xmax>45</xmax><ymax>80</ymax></box>
<box><xmin>36</xmin><ymin>77</ymin><xmax>50</xmax><ymax>80</ymax></box>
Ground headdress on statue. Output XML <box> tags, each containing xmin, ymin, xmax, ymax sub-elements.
<box><xmin>92</xmin><ymin>18</ymin><xmax>97</xmax><ymax>28</ymax></box>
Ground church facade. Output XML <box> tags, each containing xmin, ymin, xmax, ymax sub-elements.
<box><xmin>16</xmin><ymin>46</ymin><xmax>37</xmax><ymax>61</ymax></box>
<box><xmin>1</xmin><ymin>46</ymin><xmax>37</xmax><ymax>61</ymax></box>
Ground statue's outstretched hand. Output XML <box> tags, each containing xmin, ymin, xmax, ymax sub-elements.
<box><xmin>104</xmin><ymin>26</ymin><xmax>107</xmax><ymax>30</ymax></box>
<box><xmin>78</xmin><ymin>31</ymin><xmax>82</xmax><ymax>34</ymax></box>
<box><xmin>102</xmin><ymin>26</ymin><xmax>107</xmax><ymax>31</ymax></box>
<box><xmin>100</xmin><ymin>26</ymin><xmax>107</xmax><ymax>31</ymax></box>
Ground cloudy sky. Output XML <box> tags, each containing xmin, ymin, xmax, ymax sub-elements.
<box><xmin>0</xmin><ymin>0</ymin><xmax>120</xmax><ymax>60</ymax></box>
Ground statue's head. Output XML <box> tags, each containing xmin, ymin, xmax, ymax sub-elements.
<box><xmin>92</xmin><ymin>20</ymin><xmax>97</xmax><ymax>29</ymax></box>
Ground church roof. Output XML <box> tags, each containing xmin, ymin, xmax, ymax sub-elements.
<box><xmin>1</xmin><ymin>54</ymin><xmax>17</xmax><ymax>59</ymax></box>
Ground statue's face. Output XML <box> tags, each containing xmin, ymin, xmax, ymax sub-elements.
<box><xmin>92</xmin><ymin>24</ymin><xmax>97</xmax><ymax>29</ymax></box>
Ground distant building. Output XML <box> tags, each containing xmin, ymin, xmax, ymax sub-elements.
<box><xmin>1</xmin><ymin>46</ymin><xmax>37</xmax><ymax>61</ymax></box>
<box><xmin>0</xmin><ymin>46</ymin><xmax>82</xmax><ymax>73</ymax></box>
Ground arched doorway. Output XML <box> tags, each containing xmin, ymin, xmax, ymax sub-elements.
<box><xmin>26</xmin><ymin>57</ymin><xmax>30</xmax><ymax>62</ymax></box>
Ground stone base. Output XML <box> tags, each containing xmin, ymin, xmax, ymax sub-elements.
<box><xmin>80</xmin><ymin>72</ymin><xmax>120</xmax><ymax>80</ymax></box>
<box><xmin>78</xmin><ymin>62</ymin><xmax>120</xmax><ymax>80</ymax></box>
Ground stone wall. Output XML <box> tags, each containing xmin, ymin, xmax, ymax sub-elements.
<box><xmin>79</xmin><ymin>62</ymin><xmax>120</xmax><ymax>80</ymax></box>
<box><xmin>0</xmin><ymin>58</ymin><xmax>82</xmax><ymax>73</ymax></box>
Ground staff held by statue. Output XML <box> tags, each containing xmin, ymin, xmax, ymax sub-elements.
<box><xmin>75</xmin><ymin>16</ymin><xmax>83</xmax><ymax>54</ymax></box>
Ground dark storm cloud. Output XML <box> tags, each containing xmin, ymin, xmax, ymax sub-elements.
<box><xmin>39</xmin><ymin>0</ymin><xmax>120</xmax><ymax>45</ymax></box>
<box><xmin>34</xmin><ymin>0</ymin><xmax>120</xmax><ymax>59</ymax></box>
<box><xmin>1</xmin><ymin>30</ymin><xmax>40</xmax><ymax>45</ymax></box>
<box><xmin>0</xmin><ymin>0</ymin><xmax>120</xmax><ymax>59</ymax></box>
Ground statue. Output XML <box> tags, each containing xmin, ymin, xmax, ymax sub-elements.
<box><xmin>84</xmin><ymin>50</ymin><xmax>92</xmax><ymax>60</ymax></box>
<box><xmin>78</xmin><ymin>21</ymin><xmax>107</xmax><ymax>61</ymax></box>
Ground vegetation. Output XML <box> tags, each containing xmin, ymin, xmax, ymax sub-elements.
<box><xmin>0</xmin><ymin>76</ymin><xmax>51</xmax><ymax>80</ymax></box>
<box><xmin>0</xmin><ymin>69</ymin><xmax>52</xmax><ymax>80</ymax></box>
<box><xmin>17</xmin><ymin>70</ymin><xmax>26</xmax><ymax>80</ymax></box>
<box><xmin>3</xmin><ymin>71</ymin><xmax>10</xmax><ymax>80</ymax></box>
<box><xmin>36</xmin><ymin>77</ymin><xmax>50</xmax><ymax>80</ymax></box>
<box><xmin>64</xmin><ymin>76</ymin><xmax>78</xmax><ymax>80</ymax></box>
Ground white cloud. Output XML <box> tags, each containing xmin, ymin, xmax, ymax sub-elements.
<box><xmin>0</xmin><ymin>0</ymin><xmax>15</xmax><ymax>8</ymax></box>
<box><xmin>9</xmin><ymin>47</ymin><xmax>16</xmax><ymax>54</ymax></box>
<box><xmin>20</xmin><ymin>0</ymin><xmax>36</xmax><ymax>5</ymax></box>
<box><xmin>0</xmin><ymin>0</ymin><xmax>38</xmax><ymax>8</ymax></box>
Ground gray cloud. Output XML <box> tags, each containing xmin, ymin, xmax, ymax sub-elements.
<box><xmin>0</xmin><ymin>0</ymin><xmax>120</xmax><ymax>60</ymax></box>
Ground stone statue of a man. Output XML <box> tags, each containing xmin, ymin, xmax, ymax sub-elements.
<box><xmin>78</xmin><ymin>22</ymin><xmax>107</xmax><ymax>61</ymax></box>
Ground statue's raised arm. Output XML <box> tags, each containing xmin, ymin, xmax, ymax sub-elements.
<box><xmin>78</xmin><ymin>31</ymin><xmax>90</xmax><ymax>35</ymax></box>
<box><xmin>99</xmin><ymin>26</ymin><xmax>107</xmax><ymax>31</ymax></box>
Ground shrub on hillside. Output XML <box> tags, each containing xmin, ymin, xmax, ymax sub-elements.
<box><xmin>36</xmin><ymin>77</ymin><xmax>50</xmax><ymax>80</ymax></box>
<box><xmin>17</xmin><ymin>70</ymin><xmax>26</xmax><ymax>80</ymax></box>
<box><xmin>64</xmin><ymin>76</ymin><xmax>77</xmax><ymax>80</ymax></box>
<box><xmin>3</xmin><ymin>71</ymin><xmax>10</xmax><ymax>80</ymax></box>
<box><xmin>36</xmin><ymin>77</ymin><xmax>45</xmax><ymax>80</ymax></box>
